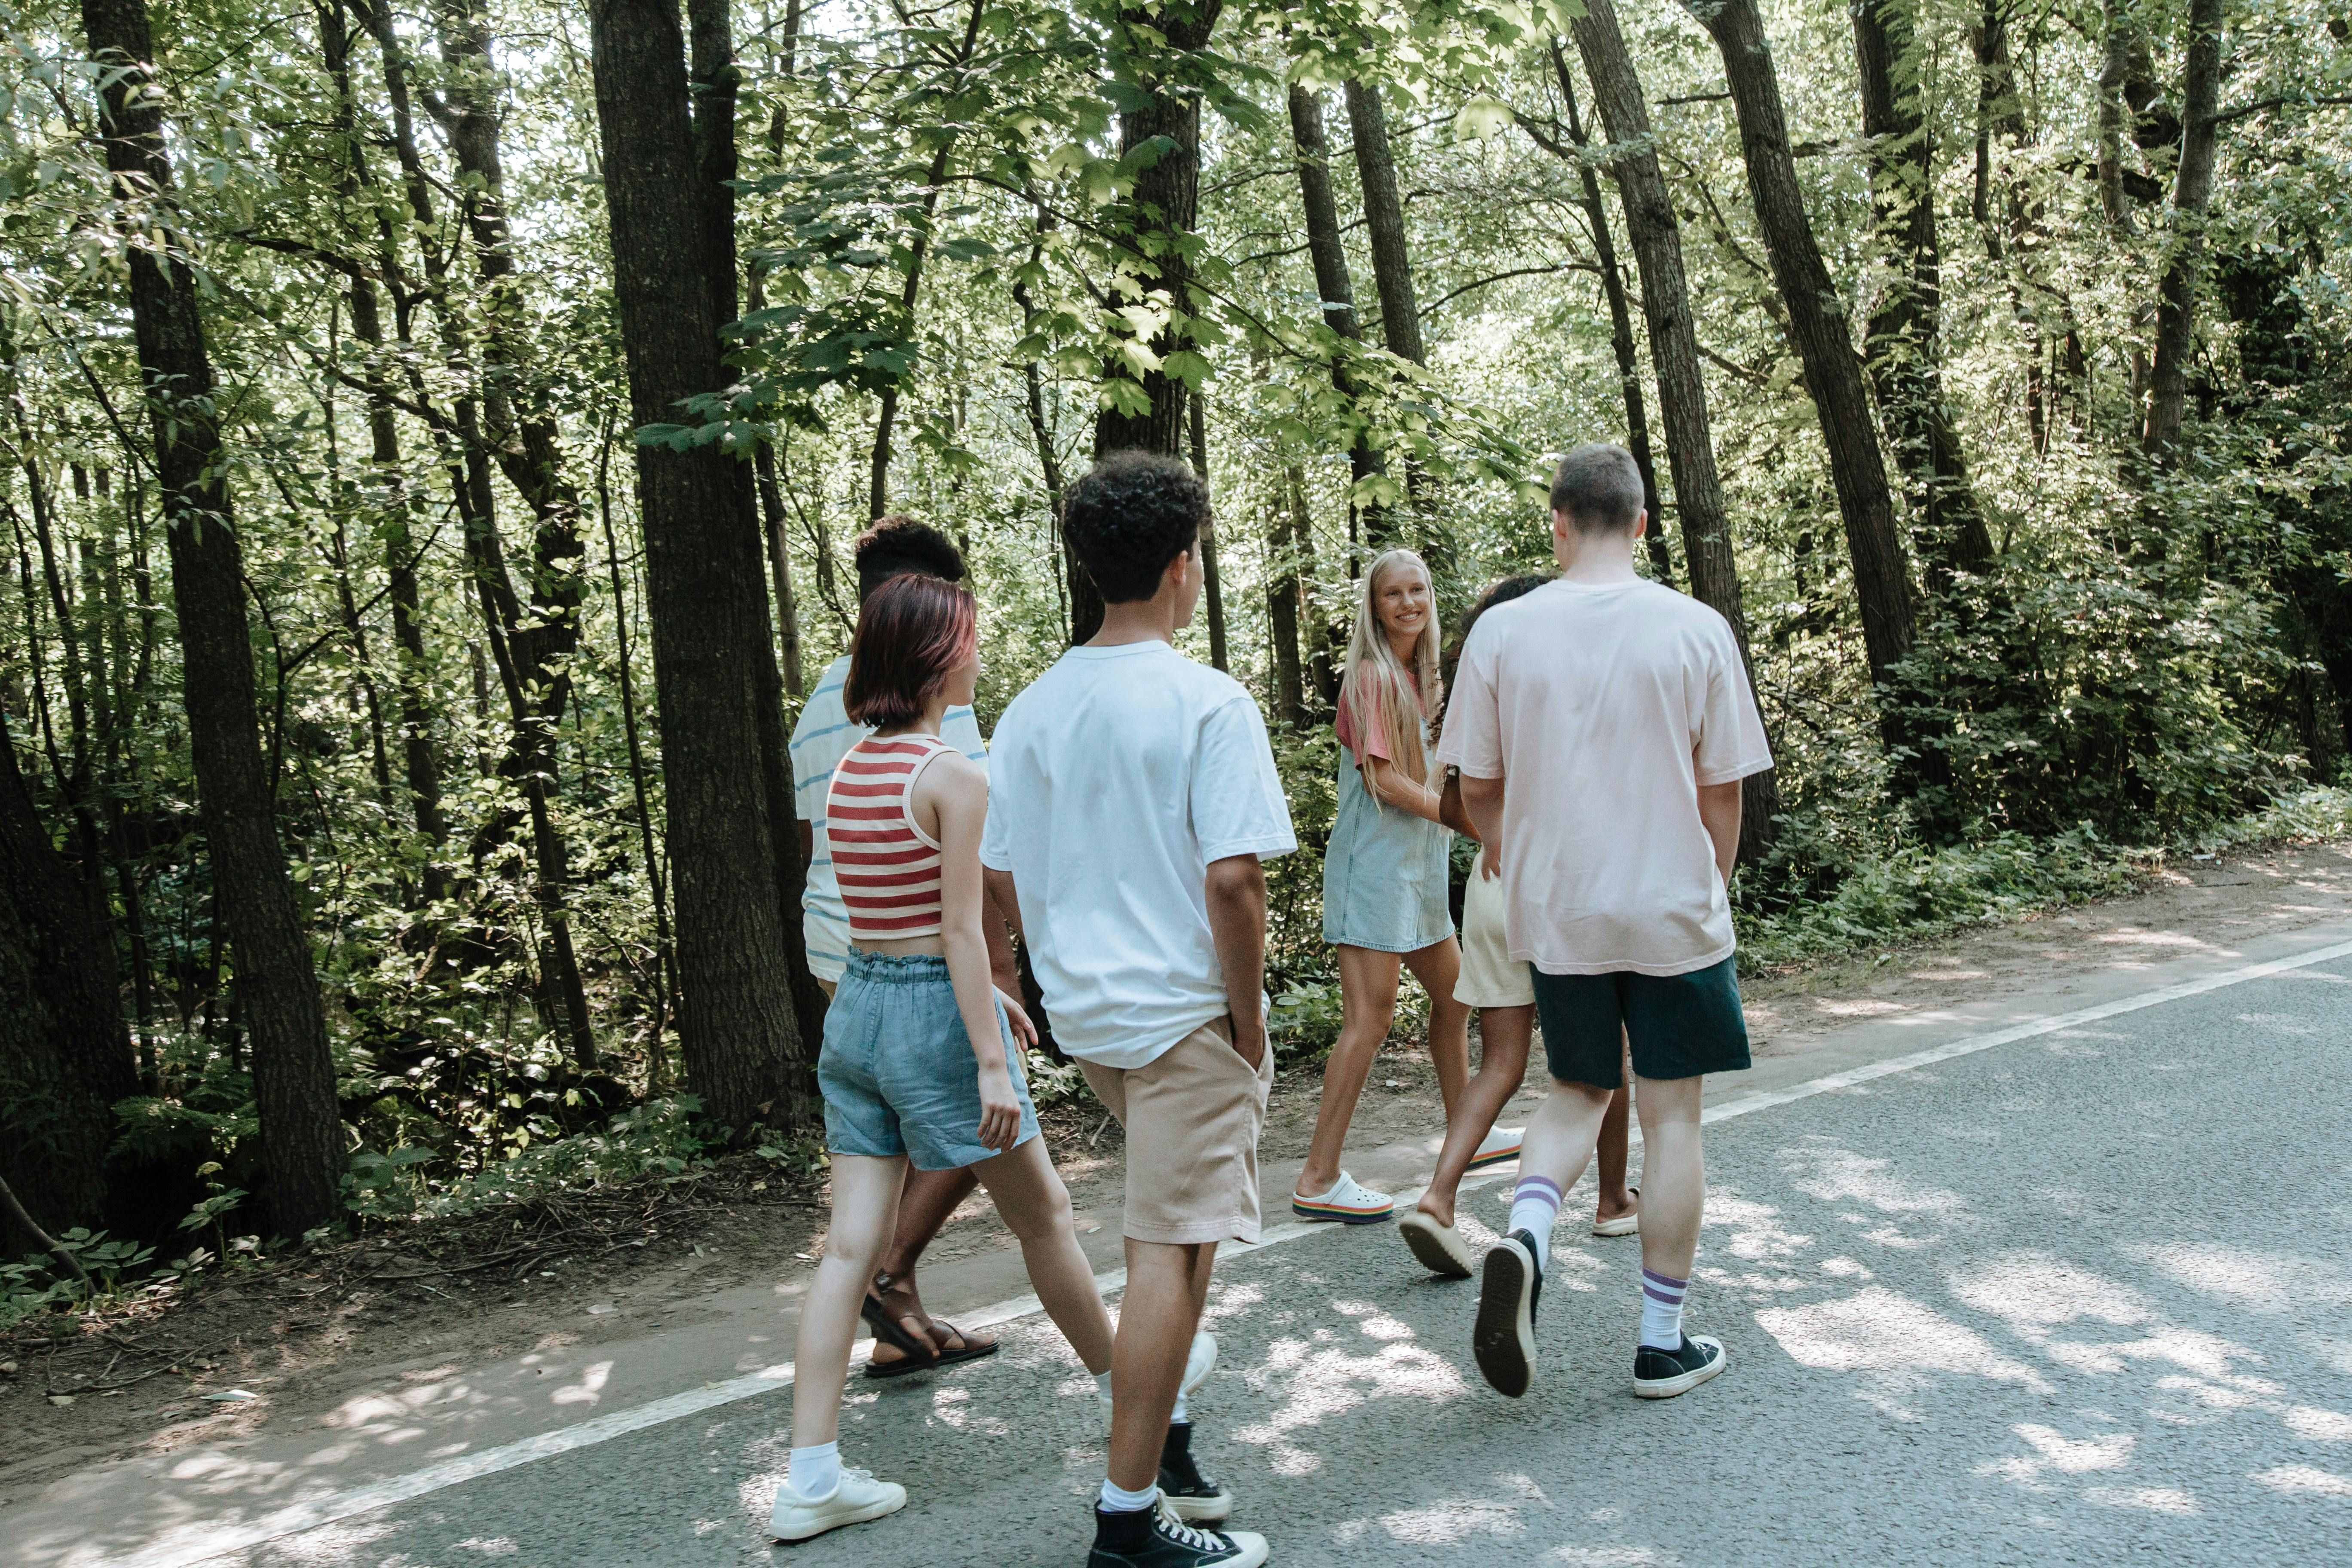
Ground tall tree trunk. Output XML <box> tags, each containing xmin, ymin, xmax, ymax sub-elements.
<box><xmin>688</xmin><ymin>0</ymin><xmax>827</xmax><ymax>1059</ymax></box>
<box><xmin>1267</xmin><ymin>472</ymin><xmax>1305</xmax><ymax>726</ymax></box>
<box><xmin>1570</xmin><ymin>3</ymin><xmax>1778</xmax><ymax>861</ymax></box>
<box><xmin>1541</xmin><ymin>44</ymin><xmax>1671</xmax><ymax>587</ymax></box>
<box><xmin>1971</xmin><ymin>3</ymin><xmax>2058</xmax><ymax>453</ymax></box>
<box><xmin>1092</xmin><ymin>0</ymin><xmax>1222</xmax><ymax>462</ymax></box>
<box><xmin>867</xmin><ymin>0</ymin><xmax>989</xmax><ymax>520</ymax></box>
<box><xmin>1344</xmin><ymin>80</ymin><xmax>1425</xmax><ymax>369</ymax></box>
<box><xmin>2096</xmin><ymin>0</ymin><xmax>2137</xmax><ymax>234</ymax></box>
<box><xmin>1289</xmin><ymin>465</ymin><xmax>1339</xmax><ymax>710</ymax></box>
<box><xmin>1189</xmin><ymin>394</ymin><xmax>1229</xmax><ymax>671</ymax></box>
<box><xmin>1343</xmin><ymin>77</ymin><xmax>1436</xmax><ymax>546</ymax></box>
<box><xmin>1285</xmin><ymin>83</ymin><xmax>1390</xmax><ymax>530</ymax></box>
<box><xmin>597</xmin><ymin>426</ymin><xmax>676</xmax><ymax>1069</ymax></box>
<box><xmin>755</xmin><ymin>439</ymin><xmax>804</xmax><ymax>698</ymax></box>
<box><xmin>0</xmin><ymin>715</ymin><xmax>137</xmax><ymax>1250</ymax></box>
<box><xmin>752</xmin><ymin>40</ymin><xmax>805</xmax><ymax>699</ymax></box>
<box><xmin>1011</xmin><ymin>200</ymin><xmax>1073</xmax><ymax>641</ymax></box>
<box><xmin>589</xmin><ymin>0</ymin><xmax>808</xmax><ymax>1131</ymax></box>
<box><xmin>358</xmin><ymin>292</ymin><xmax>449</xmax><ymax>882</ymax></box>
<box><xmin>1683</xmin><ymin>0</ymin><xmax>1945</xmax><ymax>801</ymax></box>
<box><xmin>1079</xmin><ymin>0</ymin><xmax>1221</xmax><ymax>642</ymax></box>
<box><xmin>351</xmin><ymin>315</ymin><xmax>448</xmax><ymax>885</ymax></box>
<box><xmin>82</xmin><ymin>0</ymin><xmax>344</xmax><ymax>1232</ymax></box>
<box><xmin>432</xmin><ymin>0</ymin><xmax>597</xmax><ymax>1066</ymax></box>
<box><xmin>1852</xmin><ymin>0</ymin><xmax>1995</xmax><ymax>590</ymax></box>
<box><xmin>2141</xmin><ymin>0</ymin><xmax>2226</xmax><ymax>467</ymax></box>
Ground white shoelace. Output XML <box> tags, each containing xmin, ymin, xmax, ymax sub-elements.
<box><xmin>1155</xmin><ymin>1497</ymin><xmax>1226</xmax><ymax>1552</ymax></box>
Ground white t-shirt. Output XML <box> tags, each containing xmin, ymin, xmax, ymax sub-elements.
<box><xmin>979</xmin><ymin>641</ymin><xmax>1296</xmax><ymax>1068</ymax></box>
<box><xmin>1435</xmin><ymin>578</ymin><xmax>1773</xmax><ymax>977</ymax></box>
<box><xmin>790</xmin><ymin>653</ymin><xmax>987</xmax><ymax>980</ymax></box>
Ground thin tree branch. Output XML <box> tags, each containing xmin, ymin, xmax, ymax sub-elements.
<box><xmin>1424</xmin><ymin>263</ymin><xmax>1596</xmax><ymax>316</ymax></box>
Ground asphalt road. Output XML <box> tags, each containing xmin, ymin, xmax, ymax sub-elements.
<box><xmin>182</xmin><ymin>951</ymin><xmax>2352</xmax><ymax>1567</ymax></box>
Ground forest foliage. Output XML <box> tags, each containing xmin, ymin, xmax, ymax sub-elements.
<box><xmin>3</xmin><ymin>0</ymin><xmax>2351</xmax><ymax>1275</ymax></box>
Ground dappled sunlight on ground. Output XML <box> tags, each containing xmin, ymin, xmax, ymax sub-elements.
<box><xmin>169</xmin><ymin>957</ymin><xmax>2351</xmax><ymax>1568</ymax></box>
<box><xmin>1233</xmin><ymin>1285</ymin><xmax>1470</xmax><ymax>1477</ymax></box>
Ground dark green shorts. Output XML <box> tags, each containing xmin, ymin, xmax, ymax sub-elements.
<box><xmin>1529</xmin><ymin>956</ymin><xmax>1750</xmax><ymax>1088</ymax></box>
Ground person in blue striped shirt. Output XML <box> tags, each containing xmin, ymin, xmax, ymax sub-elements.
<box><xmin>788</xmin><ymin>516</ymin><xmax>1017</xmax><ymax>1376</ymax></box>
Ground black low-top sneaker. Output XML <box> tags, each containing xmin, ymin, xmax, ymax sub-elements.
<box><xmin>1157</xmin><ymin>1421</ymin><xmax>1233</xmax><ymax>1523</ymax></box>
<box><xmin>1473</xmin><ymin>1228</ymin><xmax>1544</xmax><ymax>1398</ymax></box>
<box><xmin>1087</xmin><ymin>1497</ymin><xmax>1269</xmax><ymax>1568</ymax></box>
<box><xmin>1633</xmin><ymin>1333</ymin><xmax>1727</xmax><ymax>1399</ymax></box>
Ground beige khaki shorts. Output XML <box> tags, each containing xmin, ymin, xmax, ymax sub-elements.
<box><xmin>1454</xmin><ymin>865</ymin><xmax>1536</xmax><ymax>1010</ymax></box>
<box><xmin>1080</xmin><ymin>1017</ymin><xmax>1273</xmax><ymax>1246</ymax></box>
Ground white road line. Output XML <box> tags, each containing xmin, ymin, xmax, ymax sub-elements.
<box><xmin>142</xmin><ymin>935</ymin><xmax>2352</xmax><ymax>1568</ymax></box>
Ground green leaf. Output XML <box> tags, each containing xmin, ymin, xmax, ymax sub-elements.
<box><xmin>1456</xmin><ymin>97</ymin><xmax>1513</xmax><ymax>142</ymax></box>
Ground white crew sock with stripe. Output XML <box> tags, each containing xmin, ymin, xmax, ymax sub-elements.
<box><xmin>1508</xmin><ymin>1175</ymin><xmax>1563</xmax><ymax>1271</ymax></box>
<box><xmin>1640</xmin><ymin>1265</ymin><xmax>1690</xmax><ymax>1349</ymax></box>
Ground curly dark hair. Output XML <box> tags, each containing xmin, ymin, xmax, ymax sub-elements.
<box><xmin>1439</xmin><ymin>573</ymin><xmax>1550</xmax><ymax>724</ymax></box>
<box><xmin>853</xmin><ymin>514</ymin><xmax>965</xmax><ymax>602</ymax></box>
<box><xmin>1062</xmin><ymin>451</ymin><xmax>1207</xmax><ymax>605</ymax></box>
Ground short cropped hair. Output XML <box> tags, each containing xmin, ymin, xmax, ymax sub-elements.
<box><xmin>842</xmin><ymin>573</ymin><xmax>978</xmax><ymax>727</ymax></box>
<box><xmin>853</xmin><ymin>514</ymin><xmax>965</xmax><ymax>602</ymax></box>
<box><xmin>1063</xmin><ymin>451</ymin><xmax>1206</xmax><ymax>604</ymax></box>
<box><xmin>1549</xmin><ymin>444</ymin><xmax>1645</xmax><ymax>536</ymax></box>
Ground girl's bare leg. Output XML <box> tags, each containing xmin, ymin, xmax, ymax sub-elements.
<box><xmin>790</xmin><ymin>1155</ymin><xmax>906</xmax><ymax>1449</ymax></box>
<box><xmin>1595</xmin><ymin>1033</ymin><xmax>1638</xmax><ymax>1224</ymax></box>
<box><xmin>1401</xmin><ymin>936</ymin><xmax>1473</xmax><ymax>1118</ymax></box>
<box><xmin>1595</xmin><ymin>1086</ymin><xmax>1638</xmax><ymax>1223</ymax></box>
<box><xmin>1414</xmin><ymin>1004</ymin><xmax>1531</xmax><ymax>1228</ymax></box>
<box><xmin>1295</xmin><ymin>944</ymin><xmax>1403</xmax><ymax>1199</ymax></box>
<box><xmin>970</xmin><ymin>1135</ymin><xmax>1115</xmax><ymax>1373</ymax></box>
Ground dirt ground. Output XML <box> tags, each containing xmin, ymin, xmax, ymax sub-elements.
<box><xmin>5</xmin><ymin>836</ymin><xmax>2348</xmax><ymax>1498</ymax></box>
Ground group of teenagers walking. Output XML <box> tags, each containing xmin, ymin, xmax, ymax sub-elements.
<box><xmin>770</xmin><ymin>441</ymin><xmax>1775</xmax><ymax>1567</ymax></box>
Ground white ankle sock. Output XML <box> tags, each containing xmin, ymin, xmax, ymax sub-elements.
<box><xmin>1508</xmin><ymin>1175</ymin><xmax>1563</xmax><ymax>1271</ymax></box>
<box><xmin>788</xmin><ymin>1441</ymin><xmax>840</xmax><ymax>1500</ymax></box>
<box><xmin>1640</xmin><ymin>1265</ymin><xmax>1689</xmax><ymax>1350</ymax></box>
<box><xmin>1170</xmin><ymin>1389</ymin><xmax>1188</xmax><ymax>1424</ymax></box>
<box><xmin>1099</xmin><ymin>1477</ymin><xmax>1159</xmax><ymax>1513</ymax></box>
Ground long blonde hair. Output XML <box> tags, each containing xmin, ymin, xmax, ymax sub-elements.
<box><xmin>1340</xmin><ymin>548</ymin><xmax>1442</xmax><ymax>790</ymax></box>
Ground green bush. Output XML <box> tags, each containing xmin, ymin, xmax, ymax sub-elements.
<box><xmin>345</xmin><ymin>1095</ymin><xmax>716</xmax><ymax>1221</ymax></box>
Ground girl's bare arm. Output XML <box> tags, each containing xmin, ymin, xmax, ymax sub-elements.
<box><xmin>1361</xmin><ymin>754</ymin><xmax>1447</xmax><ymax>824</ymax></box>
<box><xmin>922</xmin><ymin>754</ymin><xmax>1029</xmax><ymax>1151</ymax></box>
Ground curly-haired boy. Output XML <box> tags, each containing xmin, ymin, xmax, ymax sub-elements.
<box><xmin>983</xmin><ymin>453</ymin><xmax>1292</xmax><ymax>1568</ymax></box>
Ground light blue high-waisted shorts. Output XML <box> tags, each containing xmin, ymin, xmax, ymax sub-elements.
<box><xmin>818</xmin><ymin>949</ymin><xmax>1038</xmax><ymax>1170</ymax></box>
<box><xmin>1321</xmin><ymin>757</ymin><xmax>1455</xmax><ymax>953</ymax></box>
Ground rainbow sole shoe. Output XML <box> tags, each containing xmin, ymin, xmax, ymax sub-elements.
<box><xmin>1290</xmin><ymin>1170</ymin><xmax>1395</xmax><ymax>1224</ymax></box>
<box><xmin>1466</xmin><ymin>1125</ymin><xmax>1524</xmax><ymax>1171</ymax></box>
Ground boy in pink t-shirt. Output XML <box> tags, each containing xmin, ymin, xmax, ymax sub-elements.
<box><xmin>1435</xmin><ymin>444</ymin><xmax>1772</xmax><ymax>1403</ymax></box>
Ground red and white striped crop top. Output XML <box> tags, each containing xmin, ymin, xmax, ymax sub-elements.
<box><xmin>826</xmin><ymin>733</ymin><xmax>955</xmax><ymax>942</ymax></box>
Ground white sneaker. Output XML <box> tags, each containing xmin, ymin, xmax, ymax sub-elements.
<box><xmin>1097</xmin><ymin>1330</ymin><xmax>1218</xmax><ymax>1421</ymax></box>
<box><xmin>768</xmin><ymin>1466</ymin><xmax>907</xmax><ymax>1542</ymax></box>
<box><xmin>1182</xmin><ymin>1329</ymin><xmax>1218</xmax><ymax>1395</ymax></box>
<box><xmin>1291</xmin><ymin>1169</ymin><xmax>1395</xmax><ymax>1224</ymax></box>
<box><xmin>1467</xmin><ymin>1125</ymin><xmax>1524</xmax><ymax>1171</ymax></box>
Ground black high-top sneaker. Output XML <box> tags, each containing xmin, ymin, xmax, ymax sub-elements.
<box><xmin>1156</xmin><ymin>1421</ymin><xmax>1233</xmax><ymax>1522</ymax></box>
<box><xmin>1473</xmin><ymin>1228</ymin><xmax>1544</xmax><ymax>1398</ymax></box>
<box><xmin>1087</xmin><ymin>1496</ymin><xmax>1268</xmax><ymax>1568</ymax></box>
<box><xmin>1633</xmin><ymin>1333</ymin><xmax>1727</xmax><ymax>1399</ymax></box>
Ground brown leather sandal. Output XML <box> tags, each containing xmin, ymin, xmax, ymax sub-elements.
<box><xmin>859</xmin><ymin>1274</ymin><xmax>999</xmax><ymax>1380</ymax></box>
